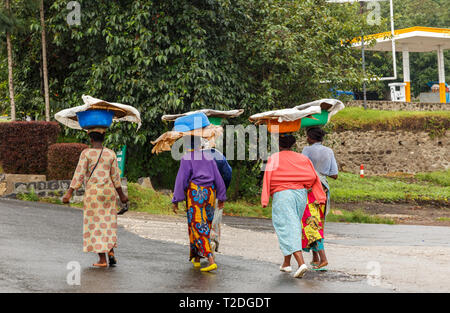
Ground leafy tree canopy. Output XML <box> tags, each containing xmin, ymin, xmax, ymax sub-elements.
<box><xmin>1</xmin><ymin>0</ymin><xmax>389</xmax><ymax>189</ymax></box>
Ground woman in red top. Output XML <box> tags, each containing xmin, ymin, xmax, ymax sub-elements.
<box><xmin>261</xmin><ymin>134</ymin><xmax>326</xmax><ymax>278</ymax></box>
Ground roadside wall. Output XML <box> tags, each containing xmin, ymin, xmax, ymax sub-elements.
<box><xmin>297</xmin><ymin>130</ymin><xmax>449</xmax><ymax>175</ymax></box>
<box><xmin>0</xmin><ymin>174</ymin><xmax>47</xmax><ymax>196</ymax></box>
<box><xmin>346</xmin><ymin>100</ymin><xmax>450</xmax><ymax>111</ymax></box>
<box><xmin>0</xmin><ymin>175</ymin><xmax>128</xmax><ymax>203</ymax></box>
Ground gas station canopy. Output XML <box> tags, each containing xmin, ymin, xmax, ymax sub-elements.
<box><xmin>352</xmin><ymin>27</ymin><xmax>450</xmax><ymax>103</ymax></box>
<box><xmin>353</xmin><ymin>26</ymin><xmax>450</xmax><ymax>52</ymax></box>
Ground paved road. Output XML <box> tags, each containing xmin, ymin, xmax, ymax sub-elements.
<box><xmin>0</xmin><ymin>199</ymin><xmax>386</xmax><ymax>293</ymax></box>
<box><xmin>221</xmin><ymin>215</ymin><xmax>450</xmax><ymax>247</ymax></box>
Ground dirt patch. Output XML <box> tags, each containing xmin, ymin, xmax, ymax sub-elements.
<box><xmin>333</xmin><ymin>201</ymin><xmax>450</xmax><ymax>226</ymax></box>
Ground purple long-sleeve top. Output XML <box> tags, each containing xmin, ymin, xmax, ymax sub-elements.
<box><xmin>172</xmin><ymin>151</ymin><xmax>227</xmax><ymax>203</ymax></box>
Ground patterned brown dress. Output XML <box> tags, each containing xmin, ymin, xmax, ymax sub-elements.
<box><xmin>70</xmin><ymin>148</ymin><xmax>122</xmax><ymax>253</ymax></box>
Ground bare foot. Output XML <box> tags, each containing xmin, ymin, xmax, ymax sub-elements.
<box><xmin>313</xmin><ymin>261</ymin><xmax>328</xmax><ymax>269</ymax></box>
<box><xmin>311</xmin><ymin>252</ymin><xmax>320</xmax><ymax>266</ymax></box>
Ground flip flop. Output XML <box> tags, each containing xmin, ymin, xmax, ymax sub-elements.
<box><xmin>118</xmin><ymin>201</ymin><xmax>130</xmax><ymax>215</ymax></box>
<box><xmin>191</xmin><ymin>258</ymin><xmax>201</xmax><ymax>268</ymax></box>
<box><xmin>200</xmin><ymin>263</ymin><xmax>218</xmax><ymax>272</ymax></box>
<box><xmin>312</xmin><ymin>262</ymin><xmax>328</xmax><ymax>271</ymax></box>
<box><xmin>93</xmin><ymin>263</ymin><xmax>108</xmax><ymax>268</ymax></box>
<box><xmin>108</xmin><ymin>252</ymin><xmax>117</xmax><ymax>266</ymax></box>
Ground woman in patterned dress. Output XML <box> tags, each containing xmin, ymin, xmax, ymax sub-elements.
<box><xmin>63</xmin><ymin>129</ymin><xmax>128</xmax><ymax>267</ymax></box>
<box><xmin>301</xmin><ymin>127</ymin><xmax>338</xmax><ymax>270</ymax></box>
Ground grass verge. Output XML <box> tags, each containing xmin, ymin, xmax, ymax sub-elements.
<box><xmin>415</xmin><ymin>170</ymin><xmax>450</xmax><ymax>187</ymax></box>
<box><xmin>330</xmin><ymin>107</ymin><xmax>450</xmax><ymax>137</ymax></box>
<box><xmin>328</xmin><ymin>172</ymin><xmax>449</xmax><ymax>204</ymax></box>
<box><xmin>16</xmin><ymin>191</ymin><xmax>84</xmax><ymax>208</ymax></box>
<box><xmin>128</xmin><ymin>183</ymin><xmax>273</xmax><ymax>218</ymax></box>
<box><xmin>128</xmin><ymin>183</ymin><xmax>175</xmax><ymax>215</ymax></box>
<box><xmin>327</xmin><ymin>209</ymin><xmax>395</xmax><ymax>224</ymax></box>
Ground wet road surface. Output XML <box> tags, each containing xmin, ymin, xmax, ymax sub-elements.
<box><xmin>221</xmin><ymin>215</ymin><xmax>450</xmax><ymax>247</ymax></box>
<box><xmin>0</xmin><ymin>199</ymin><xmax>387</xmax><ymax>293</ymax></box>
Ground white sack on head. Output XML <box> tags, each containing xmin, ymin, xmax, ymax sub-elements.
<box><xmin>249</xmin><ymin>106</ymin><xmax>321</xmax><ymax>123</ymax></box>
<box><xmin>294</xmin><ymin>99</ymin><xmax>345</xmax><ymax>122</ymax></box>
<box><xmin>54</xmin><ymin>95</ymin><xmax>142</xmax><ymax>130</ymax></box>
<box><xmin>162</xmin><ymin>109</ymin><xmax>244</xmax><ymax>121</ymax></box>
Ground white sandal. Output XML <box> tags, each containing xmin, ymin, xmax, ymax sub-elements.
<box><xmin>279</xmin><ymin>265</ymin><xmax>292</xmax><ymax>272</ymax></box>
<box><xmin>293</xmin><ymin>264</ymin><xmax>308</xmax><ymax>278</ymax></box>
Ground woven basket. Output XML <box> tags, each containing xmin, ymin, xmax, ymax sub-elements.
<box><xmin>89</xmin><ymin>102</ymin><xmax>127</xmax><ymax>118</ymax></box>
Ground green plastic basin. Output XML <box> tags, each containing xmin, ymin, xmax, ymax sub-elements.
<box><xmin>208</xmin><ymin>117</ymin><xmax>223</xmax><ymax>126</ymax></box>
<box><xmin>300</xmin><ymin>110</ymin><xmax>329</xmax><ymax>129</ymax></box>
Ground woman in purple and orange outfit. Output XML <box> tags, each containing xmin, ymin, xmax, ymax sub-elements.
<box><xmin>172</xmin><ymin>136</ymin><xmax>227</xmax><ymax>272</ymax></box>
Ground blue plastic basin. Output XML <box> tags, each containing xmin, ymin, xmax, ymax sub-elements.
<box><xmin>173</xmin><ymin>112</ymin><xmax>210</xmax><ymax>132</ymax></box>
<box><xmin>76</xmin><ymin>109</ymin><xmax>114</xmax><ymax>129</ymax></box>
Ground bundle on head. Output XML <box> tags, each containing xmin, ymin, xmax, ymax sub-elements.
<box><xmin>279</xmin><ymin>134</ymin><xmax>296</xmax><ymax>149</ymax></box>
<box><xmin>306</xmin><ymin>127</ymin><xmax>327</xmax><ymax>142</ymax></box>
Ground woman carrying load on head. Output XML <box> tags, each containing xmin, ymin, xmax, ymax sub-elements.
<box><xmin>201</xmin><ymin>138</ymin><xmax>232</xmax><ymax>253</ymax></box>
<box><xmin>301</xmin><ymin>127</ymin><xmax>338</xmax><ymax>270</ymax></box>
<box><xmin>261</xmin><ymin>134</ymin><xmax>326</xmax><ymax>278</ymax></box>
<box><xmin>172</xmin><ymin>135</ymin><xmax>227</xmax><ymax>272</ymax></box>
<box><xmin>62</xmin><ymin>128</ymin><xmax>128</xmax><ymax>267</ymax></box>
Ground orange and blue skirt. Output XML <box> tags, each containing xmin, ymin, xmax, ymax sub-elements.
<box><xmin>186</xmin><ymin>182</ymin><xmax>216</xmax><ymax>261</ymax></box>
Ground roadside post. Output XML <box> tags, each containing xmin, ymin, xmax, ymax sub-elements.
<box><xmin>117</xmin><ymin>145</ymin><xmax>127</xmax><ymax>178</ymax></box>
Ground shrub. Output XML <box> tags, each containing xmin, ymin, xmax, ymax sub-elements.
<box><xmin>17</xmin><ymin>189</ymin><xmax>39</xmax><ymax>202</ymax></box>
<box><xmin>0</xmin><ymin>122</ymin><xmax>60</xmax><ymax>175</ymax></box>
<box><xmin>47</xmin><ymin>143</ymin><xmax>89</xmax><ymax>180</ymax></box>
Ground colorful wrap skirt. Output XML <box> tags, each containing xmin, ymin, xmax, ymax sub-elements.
<box><xmin>272</xmin><ymin>188</ymin><xmax>307</xmax><ymax>256</ymax></box>
<box><xmin>186</xmin><ymin>182</ymin><xmax>216</xmax><ymax>260</ymax></box>
<box><xmin>302</xmin><ymin>187</ymin><xmax>327</xmax><ymax>252</ymax></box>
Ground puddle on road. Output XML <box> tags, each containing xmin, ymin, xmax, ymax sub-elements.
<box><xmin>303</xmin><ymin>270</ymin><xmax>365</xmax><ymax>283</ymax></box>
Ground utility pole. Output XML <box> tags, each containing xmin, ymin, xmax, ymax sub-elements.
<box><xmin>360</xmin><ymin>2</ymin><xmax>367</xmax><ymax>109</ymax></box>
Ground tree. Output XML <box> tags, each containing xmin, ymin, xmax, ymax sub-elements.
<box><xmin>234</xmin><ymin>0</ymin><xmax>377</xmax><ymax>109</ymax></box>
<box><xmin>39</xmin><ymin>0</ymin><xmax>49</xmax><ymax>121</ymax></box>
<box><xmin>0</xmin><ymin>0</ymin><xmax>39</xmax><ymax>120</ymax></box>
<box><xmin>3</xmin><ymin>0</ymin><xmax>16</xmax><ymax>120</ymax></box>
<box><xmin>1</xmin><ymin>0</ymin><xmax>379</xmax><ymax>190</ymax></box>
